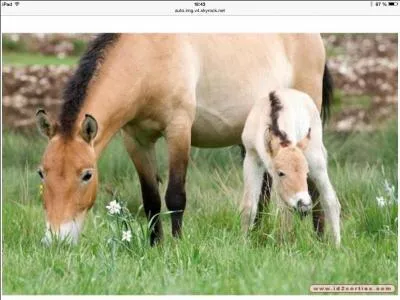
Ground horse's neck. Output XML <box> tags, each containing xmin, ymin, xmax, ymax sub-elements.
<box><xmin>80</xmin><ymin>74</ymin><xmax>142</xmax><ymax>157</ymax></box>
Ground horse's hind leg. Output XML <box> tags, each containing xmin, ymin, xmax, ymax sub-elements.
<box><xmin>165</xmin><ymin>113</ymin><xmax>193</xmax><ymax>238</ymax></box>
<box><xmin>308</xmin><ymin>178</ymin><xmax>325</xmax><ymax>237</ymax></box>
<box><xmin>122</xmin><ymin>132</ymin><xmax>163</xmax><ymax>246</ymax></box>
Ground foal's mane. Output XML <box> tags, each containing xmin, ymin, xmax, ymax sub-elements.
<box><xmin>268</xmin><ymin>91</ymin><xmax>290</xmax><ymax>145</ymax></box>
<box><xmin>59</xmin><ymin>33</ymin><xmax>120</xmax><ymax>137</ymax></box>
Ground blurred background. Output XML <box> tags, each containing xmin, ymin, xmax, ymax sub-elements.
<box><xmin>2</xmin><ymin>33</ymin><xmax>398</xmax><ymax>132</ymax></box>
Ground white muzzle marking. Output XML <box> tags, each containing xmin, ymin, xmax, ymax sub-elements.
<box><xmin>288</xmin><ymin>191</ymin><xmax>312</xmax><ymax>211</ymax></box>
<box><xmin>42</xmin><ymin>212</ymin><xmax>86</xmax><ymax>245</ymax></box>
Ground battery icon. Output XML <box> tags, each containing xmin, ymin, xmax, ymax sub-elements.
<box><xmin>388</xmin><ymin>1</ymin><xmax>398</xmax><ymax>5</ymax></box>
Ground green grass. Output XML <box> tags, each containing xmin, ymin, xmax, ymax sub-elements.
<box><xmin>2</xmin><ymin>121</ymin><xmax>398</xmax><ymax>295</ymax></box>
<box><xmin>2</xmin><ymin>52</ymin><xmax>79</xmax><ymax>66</ymax></box>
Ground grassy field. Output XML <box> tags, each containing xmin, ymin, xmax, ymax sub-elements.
<box><xmin>2</xmin><ymin>119</ymin><xmax>398</xmax><ymax>295</ymax></box>
<box><xmin>3</xmin><ymin>52</ymin><xmax>79</xmax><ymax>66</ymax></box>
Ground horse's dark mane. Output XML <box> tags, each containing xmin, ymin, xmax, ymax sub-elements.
<box><xmin>59</xmin><ymin>33</ymin><xmax>120</xmax><ymax>136</ymax></box>
<box><xmin>269</xmin><ymin>91</ymin><xmax>290</xmax><ymax>145</ymax></box>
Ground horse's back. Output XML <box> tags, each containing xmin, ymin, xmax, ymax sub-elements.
<box><xmin>117</xmin><ymin>34</ymin><xmax>325</xmax><ymax>148</ymax></box>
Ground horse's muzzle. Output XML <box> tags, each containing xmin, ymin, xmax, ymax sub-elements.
<box><xmin>41</xmin><ymin>215</ymin><xmax>85</xmax><ymax>246</ymax></box>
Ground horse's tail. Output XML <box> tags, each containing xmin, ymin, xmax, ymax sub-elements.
<box><xmin>321</xmin><ymin>63</ymin><xmax>334</xmax><ymax>125</ymax></box>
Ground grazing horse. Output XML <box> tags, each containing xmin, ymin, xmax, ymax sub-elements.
<box><xmin>241</xmin><ymin>89</ymin><xmax>341</xmax><ymax>245</ymax></box>
<box><xmin>35</xmin><ymin>33</ymin><xmax>332</xmax><ymax>245</ymax></box>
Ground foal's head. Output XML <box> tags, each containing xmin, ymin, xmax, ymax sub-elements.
<box><xmin>266</xmin><ymin>128</ymin><xmax>312</xmax><ymax>214</ymax></box>
<box><xmin>36</xmin><ymin>110</ymin><xmax>99</xmax><ymax>244</ymax></box>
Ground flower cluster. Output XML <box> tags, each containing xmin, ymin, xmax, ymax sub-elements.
<box><xmin>106</xmin><ymin>199</ymin><xmax>131</xmax><ymax>243</ymax></box>
<box><xmin>104</xmin><ymin>193</ymin><xmax>149</xmax><ymax>255</ymax></box>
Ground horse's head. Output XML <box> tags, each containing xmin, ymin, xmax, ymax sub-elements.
<box><xmin>267</xmin><ymin>128</ymin><xmax>312</xmax><ymax>214</ymax></box>
<box><xmin>36</xmin><ymin>110</ymin><xmax>99</xmax><ymax>245</ymax></box>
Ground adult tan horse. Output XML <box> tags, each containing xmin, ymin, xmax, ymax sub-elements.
<box><xmin>36</xmin><ymin>33</ymin><xmax>332</xmax><ymax>245</ymax></box>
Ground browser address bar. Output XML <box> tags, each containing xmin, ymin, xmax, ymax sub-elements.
<box><xmin>2</xmin><ymin>1</ymin><xmax>400</xmax><ymax>16</ymax></box>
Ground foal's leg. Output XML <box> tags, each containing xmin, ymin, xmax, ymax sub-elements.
<box><xmin>122</xmin><ymin>133</ymin><xmax>163</xmax><ymax>246</ymax></box>
<box><xmin>239</xmin><ymin>145</ymin><xmax>272</xmax><ymax>226</ymax></box>
<box><xmin>165</xmin><ymin>114</ymin><xmax>193</xmax><ymax>238</ymax></box>
<box><xmin>307</xmin><ymin>147</ymin><xmax>341</xmax><ymax>246</ymax></box>
<box><xmin>241</xmin><ymin>151</ymin><xmax>265</xmax><ymax>232</ymax></box>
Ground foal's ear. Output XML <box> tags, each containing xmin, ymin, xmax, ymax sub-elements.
<box><xmin>80</xmin><ymin>114</ymin><xmax>98</xmax><ymax>144</ymax></box>
<box><xmin>297</xmin><ymin>128</ymin><xmax>311</xmax><ymax>151</ymax></box>
<box><xmin>36</xmin><ymin>109</ymin><xmax>58</xmax><ymax>139</ymax></box>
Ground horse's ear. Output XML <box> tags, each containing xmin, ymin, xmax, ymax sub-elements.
<box><xmin>266</xmin><ymin>127</ymin><xmax>281</xmax><ymax>157</ymax></box>
<box><xmin>36</xmin><ymin>109</ymin><xmax>57</xmax><ymax>139</ymax></box>
<box><xmin>80</xmin><ymin>114</ymin><xmax>98</xmax><ymax>144</ymax></box>
<box><xmin>297</xmin><ymin>128</ymin><xmax>311</xmax><ymax>151</ymax></box>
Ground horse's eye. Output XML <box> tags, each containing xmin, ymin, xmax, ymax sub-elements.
<box><xmin>278</xmin><ymin>171</ymin><xmax>286</xmax><ymax>177</ymax></box>
<box><xmin>81</xmin><ymin>170</ymin><xmax>93</xmax><ymax>183</ymax></box>
<box><xmin>37</xmin><ymin>169</ymin><xmax>44</xmax><ymax>181</ymax></box>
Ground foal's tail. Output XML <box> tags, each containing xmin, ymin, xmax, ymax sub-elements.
<box><xmin>321</xmin><ymin>63</ymin><xmax>334</xmax><ymax>125</ymax></box>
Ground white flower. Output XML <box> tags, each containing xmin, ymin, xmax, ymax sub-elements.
<box><xmin>376</xmin><ymin>196</ymin><xmax>386</xmax><ymax>207</ymax></box>
<box><xmin>106</xmin><ymin>200</ymin><xmax>121</xmax><ymax>215</ymax></box>
<box><xmin>122</xmin><ymin>230</ymin><xmax>132</xmax><ymax>242</ymax></box>
<box><xmin>384</xmin><ymin>179</ymin><xmax>395</xmax><ymax>196</ymax></box>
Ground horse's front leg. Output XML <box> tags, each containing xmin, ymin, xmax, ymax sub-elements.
<box><xmin>240</xmin><ymin>145</ymin><xmax>273</xmax><ymax>227</ymax></box>
<box><xmin>307</xmin><ymin>146</ymin><xmax>341</xmax><ymax>246</ymax></box>
<box><xmin>241</xmin><ymin>151</ymin><xmax>265</xmax><ymax>233</ymax></box>
<box><xmin>122</xmin><ymin>132</ymin><xmax>163</xmax><ymax>246</ymax></box>
<box><xmin>165</xmin><ymin>113</ymin><xmax>193</xmax><ymax>238</ymax></box>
